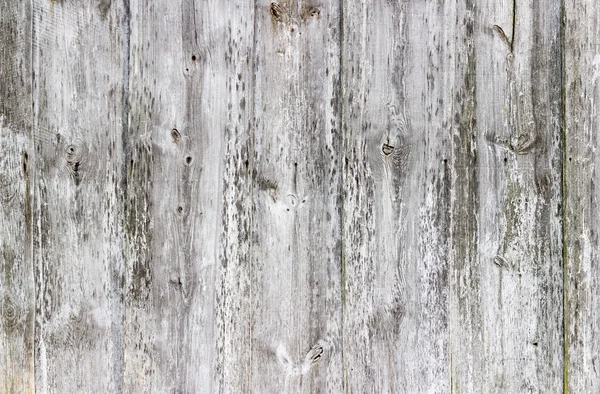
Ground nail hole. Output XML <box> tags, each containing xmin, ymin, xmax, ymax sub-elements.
<box><xmin>244</xmin><ymin>159</ymin><xmax>249</xmax><ymax>167</ymax></box>
<box><xmin>177</xmin><ymin>206</ymin><xmax>183</xmax><ymax>213</ymax></box>
<box><xmin>185</xmin><ymin>156</ymin><xmax>193</xmax><ymax>165</ymax></box>
<box><xmin>191</xmin><ymin>55</ymin><xmax>196</xmax><ymax>62</ymax></box>
<box><xmin>504</xmin><ymin>157</ymin><xmax>508</xmax><ymax>164</ymax></box>
<box><xmin>443</xmin><ymin>159</ymin><xmax>447</xmax><ymax>164</ymax></box>
<box><xmin>568</xmin><ymin>157</ymin><xmax>572</xmax><ymax>162</ymax></box>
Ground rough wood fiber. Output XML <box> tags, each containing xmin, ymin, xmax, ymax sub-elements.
<box><xmin>341</xmin><ymin>1</ymin><xmax>454</xmax><ymax>392</ymax></box>
<box><xmin>564</xmin><ymin>1</ymin><xmax>600</xmax><ymax>392</ymax></box>
<box><xmin>473</xmin><ymin>0</ymin><xmax>564</xmax><ymax>392</ymax></box>
<box><xmin>250</xmin><ymin>1</ymin><xmax>343</xmax><ymax>393</ymax></box>
<box><xmin>0</xmin><ymin>0</ymin><xmax>34</xmax><ymax>392</ymax></box>
<box><xmin>342</xmin><ymin>0</ymin><xmax>564</xmax><ymax>392</ymax></box>
<box><xmin>31</xmin><ymin>1</ymin><xmax>126</xmax><ymax>392</ymax></box>
<box><xmin>3</xmin><ymin>0</ymin><xmax>600</xmax><ymax>393</ymax></box>
<box><xmin>123</xmin><ymin>0</ymin><xmax>255</xmax><ymax>392</ymax></box>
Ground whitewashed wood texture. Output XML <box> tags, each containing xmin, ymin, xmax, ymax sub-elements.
<box><xmin>564</xmin><ymin>1</ymin><xmax>600</xmax><ymax>393</ymax></box>
<box><xmin>0</xmin><ymin>0</ymin><xmax>598</xmax><ymax>393</ymax></box>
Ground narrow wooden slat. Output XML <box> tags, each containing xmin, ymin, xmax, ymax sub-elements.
<box><xmin>564</xmin><ymin>1</ymin><xmax>600</xmax><ymax>392</ymax></box>
<box><xmin>31</xmin><ymin>1</ymin><xmax>126</xmax><ymax>392</ymax></box>
<box><xmin>250</xmin><ymin>1</ymin><xmax>344</xmax><ymax>392</ymax></box>
<box><xmin>0</xmin><ymin>0</ymin><xmax>34</xmax><ymax>391</ymax></box>
<box><xmin>123</xmin><ymin>0</ymin><xmax>255</xmax><ymax>392</ymax></box>
<box><xmin>453</xmin><ymin>0</ymin><xmax>564</xmax><ymax>391</ymax></box>
<box><xmin>341</xmin><ymin>1</ymin><xmax>457</xmax><ymax>392</ymax></box>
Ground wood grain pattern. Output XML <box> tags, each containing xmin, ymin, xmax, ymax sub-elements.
<box><xmin>123</xmin><ymin>0</ymin><xmax>257</xmax><ymax>392</ymax></box>
<box><xmin>471</xmin><ymin>0</ymin><xmax>564</xmax><ymax>392</ymax></box>
<box><xmin>564</xmin><ymin>1</ymin><xmax>600</xmax><ymax>392</ymax></box>
<box><xmin>0</xmin><ymin>0</ymin><xmax>34</xmax><ymax>392</ymax></box>
<box><xmin>2</xmin><ymin>0</ymin><xmax>600</xmax><ymax>392</ymax></box>
<box><xmin>341</xmin><ymin>1</ymin><xmax>453</xmax><ymax>392</ymax></box>
<box><xmin>31</xmin><ymin>1</ymin><xmax>126</xmax><ymax>392</ymax></box>
<box><xmin>250</xmin><ymin>1</ymin><xmax>343</xmax><ymax>392</ymax></box>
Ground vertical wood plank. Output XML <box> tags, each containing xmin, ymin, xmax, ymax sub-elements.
<box><xmin>250</xmin><ymin>1</ymin><xmax>344</xmax><ymax>392</ymax></box>
<box><xmin>214</xmin><ymin>3</ymin><xmax>255</xmax><ymax>393</ymax></box>
<box><xmin>341</xmin><ymin>1</ymin><xmax>457</xmax><ymax>392</ymax></box>
<box><xmin>31</xmin><ymin>1</ymin><xmax>126</xmax><ymax>392</ymax></box>
<box><xmin>123</xmin><ymin>0</ymin><xmax>255</xmax><ymax>392</ymax></box>
<box><xmin>564</xmin><ymin>1</ymin><xmax>600</xmax><ymax>392</ymax></box>
<box><xmin>0</xmin><ymin>0</ymin><xmax>35</xmax><ymax>391</ymax></box>
<box><xmin>470</xmin><ymin>0</ymin><xmax>564</xmax><ymax>391</ymax></box>
<box><xmin>448</xmin><ymin>1</ymin><xmax>482</xmax><ymax>391</ymax></box>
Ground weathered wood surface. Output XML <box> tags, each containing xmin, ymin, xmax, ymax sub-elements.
<box><xmin>0</xmin><ymin>0</ymin><xmax>34</xmax><ymax>392</ymax></box>
<box><xmin>564</xmin><ymin>1</ymin><xmax>600</xmax><ymax>392</ymax></box>
<box><xmin>30</xmin><ymin>0</ymin><xmax>127</xmax><ymax>391</ymax></box>
<box><xmin>1</xmin><ymin>0</ymin><xmax>599</xmax><ymax>393</ymax></box>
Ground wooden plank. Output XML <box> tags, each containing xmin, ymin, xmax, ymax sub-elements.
<box><xmin>123</xmin><ymin>1</ymin><xmax>255</xmax><ymax>392</ymax></box>
<box><xmin>31</xmin><ymin>1</ymin><xmax>126</xmax><ymax>392</ymax></box>
<box><xmin>342</xmin><ymin>0</ymin><xmax>564</xmax><ymax>392</ymax></box>
<box><xmin>0</xmin><ymin>0</ymin><xmax>35</xmax><ymax>391</ymax></box>
<box><xmin>564</xmin><ymin>1</ymin><xmax>600</xmax><ymax>392</ymax></box>
<box><xmin>341</xmin><ymin>1</ymin><xmax>456</xmax><ymax>392</ymax></box>
<box><xmin>463</xmin><ymin>0</ymin><xmax>564</xmax><ymax>391</ymax></box>
<box><xmin>250</xmin><ymin>1</ymin><xmax>344</xmax><ymax>392</ymax></box>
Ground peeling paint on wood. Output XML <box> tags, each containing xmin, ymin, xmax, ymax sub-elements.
<box><xmin>1</xmin><ymin>0</ymin><xmax>599</xmax><ymax>393</ymax></box>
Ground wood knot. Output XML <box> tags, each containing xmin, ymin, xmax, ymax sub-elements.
<box><xmin>2</xmin><ymin>295</ymin><xmax>20</xmax><ymax>332</ymax></box>
<box><xmin>493</xmin><ymin>255</ymin><xmax>508</xmax><ymax>268</ymax></box>
<box><xmin>382</xmin><ymin>143</ymin><xmax>395</xmax><ymax>156</ymax></box>
<box><xmin>270</xmin><ymin>2</ymin><xmax>287</xmax><ymax>24</ymax></box>
<box><xmin>66</xmin><ymin>145</ymin><xmax>80</xmax><ymax>164</ymax></box>
<box><xmin>303</xmin><ymin>7</ymin><xmax>320</xmax><ymax>20</ymax></box>
<box><xmin>63</xmin><ymin>143</ymin><xmax>87</xmax><ymax>184</ymax></box>
<box><xmin>171</xmin><ymin>128</ymin><xmax>181</xmax><ymax>143</ymax></box>
<box><xmin>270</xmin><ymin>2</ymin><xmax>283</xmax><ymax>21</ymax></box>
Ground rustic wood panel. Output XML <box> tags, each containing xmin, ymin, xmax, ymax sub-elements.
<box><xmin>250</xmin><ymin>1</ymin><xmax>343</xmax><ymax>393</ymax></box>
<box><xmin>564</xmin><ymin>1</ymin><xmax>600</xmax><ymax>392</ymax></box>
<box><xmin>341</xmin><ymin>0</ymin><xmax>564</xmax><ymax>392</ymax></box>
<box><xmin>123</xmin><ymin>0</ymin><xmax>255</xmax><ymax>392</ymax></box>
<box><xmin>0</xmin><ymin>0</ymin><xmax>34</xmax><ymax>392</ymax></box>
<box><xmin>31</xmin><ymin>1</ymin><xmax>126</xmax><ymax>392</ymax></box>
<box><xmin>341</xmin><ymin>2</ymin><xmax>455</xmax><ymax>392</ymax></box>
<box><xmin>2</xmin><ymin>0</ymin><xmax>600</xmax><ymax>392</ymax></box>
<box><xmin>470</xmin><ymin>0</ymin><xmax>564</xmax><ymax>392</ymax></box>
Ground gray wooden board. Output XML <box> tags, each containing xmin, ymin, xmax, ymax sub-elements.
<box><xmin>31</xmin><ymin>1</ymin><xmax>126</xmax><ymax>392</ymax></box>
<box><xmin>341</xmin><ymin>1</ymin><xmax>454</xmax><ymax>392</ymax></box>
<box><xmin>1</xmin><ymin>0</ymin><xmax>600</xmax><ymax>392</ymax></box>
<box><xmin>250</xmin><ymin>1</ymin><xmax>343</xmax><ymax>392</ymax></box>
<box><xmin>0</xmin><ymin>0</ymin><xmax>34</xmax><ymax>391</ymax></box>
<box><xmin>473</xmin><ymin>0</ymin><xmax>564</xmax><ymax>392</ymax></box>
<box><xmin>564</xmin><ymin>0</ymin><xmax>600</xmax><ymax>392</ymax></box>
